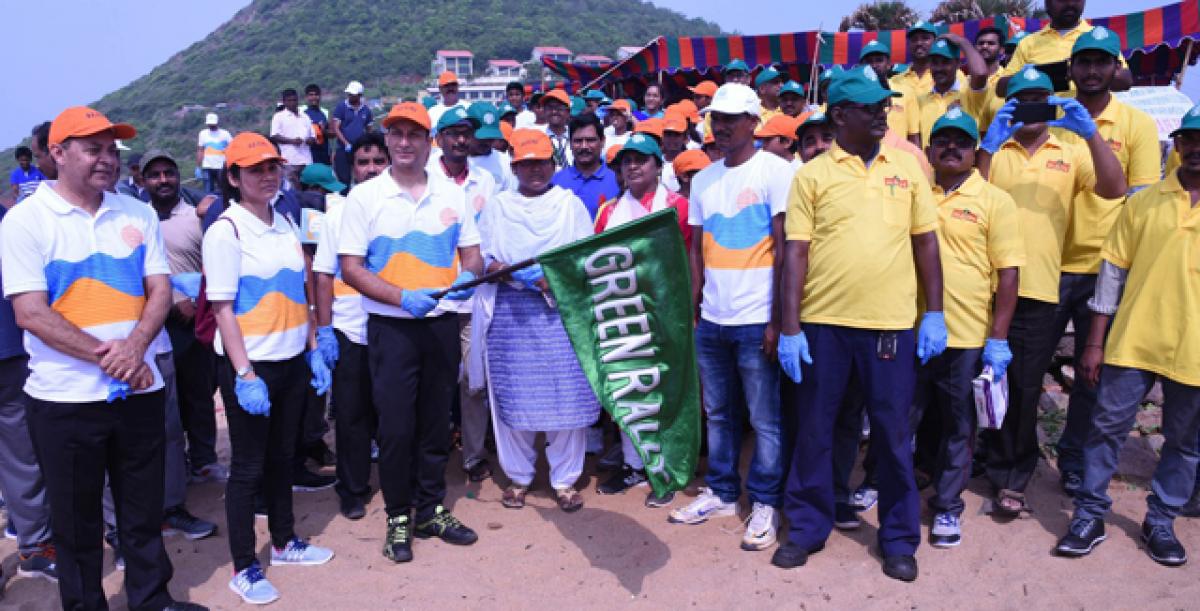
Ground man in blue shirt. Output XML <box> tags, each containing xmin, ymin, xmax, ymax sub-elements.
<box><xmin>550</xmin><ymin>114</ymin><xmax>619</xmax><ymax>219</ymax></box>
<box><xmin>9</xmin><ymin>147</ymin><xmax>46</xmax><ymax>201</ymax></box>
<box><xmin>331</xmin><ymin>80</ymin><xmax>374</xmax><ymax>184</ymax></box>
<box><xmin>304</xmin><ymin>84</ymin><xmax>331</xmax><ymax>166</ymax></box>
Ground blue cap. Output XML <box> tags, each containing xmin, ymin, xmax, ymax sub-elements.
<box><xmin>754</xmin><ymin>67</ymin><xmax>783</xmax><ymax>87</ymax></box>
<box><xmin>724</xmin><ymin>58</ymin><xmax>750</xmax><ymax>73</ymax></box>
<box><xmin>929</xmin><ymin>107</ymin><xmax>979</xmax><ymax>143</ymax></box>
<box><xmin>780</xmin><ymin>80</ymin><xmax>805</xmax><ymax>97</ymax></box>
<box><xmin>1006</xmin><ymin>65</ymin><xmax>1053</xmax><ymax>99</ymax></box>
<box><xmin>827</xmin><ymin>65</ymin><xmax>902</xmax><ymax>105</ymax></box>
<box><xmin>468</xmin><ymin>102</ymin><xmax>503</xmax><ymax>140</ymax></box>
<box><xmin>859</xmin><ymin>40</ymin><xmax>891</xmax><ymax>62</ymax></box>
<box><xmin>908</xmin><ymin>21</ymin><xmax>940</xmax><ymax>37</ymax></box>
<box><xmin>929</xmin><ymin>38</ymin><xmax>960</xmax><ymax>60</ymax></box>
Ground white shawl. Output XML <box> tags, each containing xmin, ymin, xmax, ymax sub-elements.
<box><xmin>605</xmin><ymin>183</ymin><xmax>670</xmax><ymax>228</ymax></box>
<box><xmin>467</xmin><ymin>186</ymin><xmax>594</xmax><ymax>391</ymax></box>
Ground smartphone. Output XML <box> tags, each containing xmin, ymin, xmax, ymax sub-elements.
<box><xmin>877</xmin><ymin>332</ymin><xmax>897</xmax><ymax>361</ymax></box>
<box><xmin>1032</xmin><ymin>61</ymin><xmax>1071</xmax><ymax>92</ymax></box>
<box><xmin>1011</xmin><ymin>102</ymin><xmax>1057</xmax><ymax>125</ymax></box>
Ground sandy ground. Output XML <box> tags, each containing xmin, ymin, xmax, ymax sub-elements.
<box><xmin>1</xmin><ymin>408</ymin><xmax>1198</xmax><ymax>611</ymax></box>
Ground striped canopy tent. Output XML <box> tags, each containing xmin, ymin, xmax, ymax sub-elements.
<box><xmin>543</xmin><ymin>0</ymin><xmax>1200</xmax><ymax>91</ymax></box>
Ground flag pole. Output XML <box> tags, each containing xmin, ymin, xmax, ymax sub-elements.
<box><xmin>1177</xmin><ymin>38</ymin><xmax>1195</xmax><ymax>90</ymax></box>
<box><xmin>429</xmin><ymin>258</ymin><xmax>539</xmax><ymax>299</ymax></box>
<box><xmin>807</xmin><ymin>26</ymin><xmax>825</xmax><ymax>106</ymax></box>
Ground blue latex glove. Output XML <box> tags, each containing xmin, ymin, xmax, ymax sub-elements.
<box><xmin>234</xmin><ymin>376</ymin><xmax>271</xmax><ymax>416</ymax></box>
<box><xmin>106</xmin><ymin>379</ymin><xmax>130</xmax><ymax>403</ymax></box>
<box><xmin>444</xmin><ymin>271</ymin><xmax>477</xmax><ymax>301</ymax></box>
<box><xmin>344</xmin><ymin>144</ymin><xmax>353</xmax><ymax>153</ymax></box>
<box><xmin>1048</xmin><ymin>95</ymin><xmax>1098</xmax><ymax>139</ymax></box>
<box><xmin>315</xmin><ymin>325</ymin><xmax>339</xmax><ymax>369</ymax></box>
<box><xmin>308</xmin><ymin>351</ymin><xmax>332</xmax><ymax>396</ymax></box>
<box><xmin>917</xmin><ymin>311</ymin><xmax>948</xmax><ymax>365</ymax></box>
<box><xmin>982</xmin><ymin>338</ymin><xmax>1012</xmax><ymax>382</ymax></box>
<box><xmin>170</xmin><ymin>272</ymin><xmax>202</xmax><ymax>300</ymax></box>
<box><xmin>193</xmin><ymin>167</ymin><xmax>203</xmax><ymax>180</ymax></box>
<box><xmin>511</xmin><ymin>264</ymin><xmax>544</xmax><ymax>291</ymax></box>
<box><xmin>777</xmin><ymin>331</ymin><xmax>813</xmax><ymax>384</ymax></box>
<box><xmin>400</xmin><ymin>289</ymin><xmax>439</xmax><ymax>318</ymax></box>
<box><xmin>980</xmin><ymin>100</ymin><xmax>1022</xmax><ymax>154</ymax></box>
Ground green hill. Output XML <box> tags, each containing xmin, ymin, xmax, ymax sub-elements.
<box><xmin>2</xmin><ymin>0</ymin><xmax>721</xmax><ymax>189</ymax></box>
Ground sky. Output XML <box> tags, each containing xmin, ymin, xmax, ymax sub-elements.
<box><xmin>0</xmin><ymin>0</ymin><xmax>1190</xmax><ymax>148</ymax></box>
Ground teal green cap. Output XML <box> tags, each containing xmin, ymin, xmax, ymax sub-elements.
<box><xmin>859</xmin><ymin>39</ymin><xmax>891</xmax><ymax>62</ymax></box>
<box><xmin>819</xmin><ymin>65</ymin><xmax>845</xmax><ymax>84</ymax></box>
<box><xmin>907</xmin><ymin>20</ymin><xmax>940</xmax><ymax>37</ymax></box>
<box><xmin>420</xmin><ymin>96</ymin><xmax>437</xmax><ymax>109</ymax></box>
<box><xmin>435</xmin><ymin>105</ymin><xmax>474</xmax><ymax>133</ymax></box>
<box><xmin>754</xmin><ymin>67</ymin><xmax>783</xmax><ymax>87</ymax></box>
<box><xmin>929</xmin><ymin>38</ymin><xmax>960</xmax><ymax>60</ymax></box>
<box><xmin>570</xmin><ymin>96</ymin><xmax>587</xmax><ymax>117</ymax></box>
<box><xmin>929</xmin><ymin>107</ymin><xmax>979</xmax><ymax>143</ymax></box>
<box><xmin>1005</xmin><ymin>65</ymin><xmax>1053</xmax><ymax>99</ymax></box>
<box><xmin>468</xmin><ymin>102</ymin><xmax>504</xmax><ymax>140</ymax></box>
<box><xmin>827</xmin><ymin>65</ymin><xmax>902</xmax><ymax>105</ymax></box>
<box><xmin>613</xmin><ymin>132</ymin><xmax>663</xmax><ymax>165</ymax></box>
<box><xmin>724</xmin><ymin>58</ymin><xmax>750</xmax><ymax>73</ymax></box>
<box><xmin>1071</xmin><ymin>26</ymin><xmax>1121</xmax><ymax>59</ymax></box>
<box><xmin>496</xmin><ymin>101</ymin><xmax>517</xmax><ymax>117</ymax></box>
<box><xmin>780</xmin><ymin>80</ymin><xmax>805</xmax><ymax>97</ymax></box>
<box><xmin>798</xmin><ymin>110</ymin><xmax>829</xmax><ymax>133</ymax></box>
<box><xmin>893</xmin><ymin>63</ymin><xmax>910</xmax><ymax>74</ymax></box>
<box><xmin>1006</xmin><ymin>30</ymin><xmax>1029</xmax><ymax>47</ymax></box>
<box><xmin>625</xmin><ymin>98</ymin><xmax>640</xmax><ymax>112</ymax></box>
<box><xmin>1169</xmin><ymin>103</ymin><xmax>1200</xmax><ymax>137</ymax></box>
<box><xmin>583</xmin><ymin>89</ymin><xmax>606</xmax><ymax>101</ymax></box>
<box><xmin>299</xmin><ymin>163</ymin><xmax>346</xmax><ymax>193</ymax></box>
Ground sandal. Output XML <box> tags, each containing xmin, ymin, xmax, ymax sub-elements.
<box><xmin>502</xmin><ymin>485</ymin><xmax>528</xmax><ymax>509</ymax></box>
<box><xmin>994</xmin><ymin>489</ymin><xmax>1027</xmax><ymax>517</ymax></box>
<box><xmin>554</xmin><ymin>487</ymin><xmax>584</xmax><ymax>513</ymax></box>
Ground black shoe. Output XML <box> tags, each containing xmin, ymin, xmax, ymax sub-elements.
<box><xmin>292</xmin><ymin>468</ymin><xmax>337</xmax><ymax>492</ymax></box>
<box><xmin>833</xmin><ymin>503</ymin><xmax>861</xmax><ymax>531</ymax></box>
<box><xmin>644</xmin><ymin>489</ymin><xmax>675</xmax><ymax>508</ymax></box>
<box><xmin>770</xmin><ymin>542</ymin><xmax>810</xmax><ymax>569</ymax></box>
<box><xmin>382</xmin><ymin>515</ymin><xmax>412</xmax><ymax>563</ymax></box>
<box><xmin>165</xmin><ymin>602</ymin><xmax>209</xmax><ymax>611</ymax></box>
<box><xmin>1060</xmin><ymin>471</ymin><xmax>1083</xmax><ymax>495</ymax></box>
<box><xmin>1054</xmin><ymin>517</ymin><xmax>1107</xmax><ymax>557</ymax></box>
<box><xmin>305</xmin><ymin>441</ymin><xmax>336</xmax><ymax>467</ymax></box>
<box><xmin>597</xmin><ymin>464</ymin><xmax>647</xmax><ymax>495</ymax></box>
<box><xmin>596</xmin><ymin>443</ymin><xmax>624</xmax><ymax>472</ymax></box>
<box><xmin>415</xmin><ymin>505</ymin><xmax>478</xmax><ymax>546</ymax></box>
<box><xmin>465</xmin><ymin>459</ymin><xmax>493</xmax><ymax>483</ymax></box>
<box><xmin>340</xmin><ymin>495</ymin><xmax>366</xmax><ymax>521</ymax></box>
<box><xmin>1181</xmin><ymin>489</ymin><xmax>1200</xmax><ymax>518</ymax></box>
<box><xmin>1141</xmin><ymin>521</ymin><xmax>1187</xmax><ymax>566</ymax></box>
<box><xmin>882</xmin><ymin>555</ymin><xmax>918</xmax><ymax>582</ymax></box>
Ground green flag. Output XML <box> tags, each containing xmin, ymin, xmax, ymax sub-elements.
<box><xmin>539</xmin><ymin>209</ymin><xmax>700</xmax><ymax>496</ymax></box>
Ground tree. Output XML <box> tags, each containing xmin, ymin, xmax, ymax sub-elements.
<box><xmin>839</xmin><ymin>1</ymin><xmax>921</xmax><ymax>31</ymax></box>
<box><xmin>930</xmin><ymin>0</ymin><xmax>1047</xmax><ymax>24</ymax></box>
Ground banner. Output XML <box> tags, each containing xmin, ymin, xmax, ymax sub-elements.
<box><xmin>539</xmin><ymin>209</ymin><xmax>700</xmax><ymax>496</ymax></box>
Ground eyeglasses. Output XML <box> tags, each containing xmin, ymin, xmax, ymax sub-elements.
<box><xmin>843</xmin><ymin>101</ymin><xmax>891</xmax><ymax>117</ymax></box>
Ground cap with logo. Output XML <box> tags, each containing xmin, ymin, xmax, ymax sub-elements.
<box><xmin>723</xmin><ymin>59</ymin><xmax>751</xmax><ymax>74</ymax></box>
<box><xmin>583</xmin><ymin>89</ymin><xmax>607</xmax><ymax>101</ymax></box>
<box><xmin>1071</xmin><ymin>26</ymin><xmax>1121</xmax><ymax>58</ymax></box>
<box><xmin>570</xmin><ymin>96</ymin><xmax>587</xmax><ymax>117</ymax></box>
<box><xmin>436</xmin><ymin>105</ymin><xmax>475</xmax><ymax>133</ymax></box>
<box><xmin>700</xmin><ymin>83</ymin><xmax>762</xmax><ymax>117</ymax></box>
<box><xmin>672</xmin><ymin>149</ymin><xmax>712</xmax><ymax>176</ymax></box>
<box><xmin>780</xmin><ymin>81</ymin><xmax>805</xmax><ymax>97</ymax></box>
<box><xmin>929</xmin><ymin>39</ymin><xmax>961</xmax><ymax>60</ymax></box>
<box><xmin>819</xmin><ymin>65</ymin><xmax>845</xmax><ymax>84</ymax></box>
<box><xmin>49</xmin><ymin>106</ymin><xmax>137</xmax><ymax>147</ymax></box>
<box><xmin>345</xmin><ymin>81</ymin><xmax>365</xmax><ymax>95</ymax></box>
<box><xmin>438</xmin><ymin>71</ymin><xmax>459</xmax><ymax>87</ymax></box>
<box><xmin>689</xmin><ymin>81</ymin><xmax>719</xmax><ymax>97</ymax></box>
<box><xmin>754</xmin><ymin>114</ymin><xmax>802</xmax><ymax>140</ymax></box>
<box><xmin>205</xmin><ymin>113</ymin><xmax>219</xmax><ymax>125</ymax></box>
<box><xmin>1169</xmin><ymin>103</ymin><xmax>1200</xmax><ymax>137</ymax></box>
<box><xmin>496</xmin><ymin>101</ymin><xmax>517</xmax><ymax>117</ymax></box>
<box><xmin>798</xmin><ymin>110</ymin><xmax>830</xmax><ymax>134</ymax></box>
<box><xmin>382</xmin><ymin>101</ymin><xmax>432</xmax><ymax>131</ymax></box>
<box><xmin>1005</xmin><ymin>66</ymin><xmax>1053</xmax><ymax>99</ymax></box>
<box><xmin>614</xmin><ymin>133</ymin><xmax>664</xmax><ymax>166</ymax></box>
<box><xmin>223</xmin><ymin>132</ymin><xmax>282</xmax><ymax>169</ymax></box>
<box><xmin>509</xmin><ymin>128</ymin><xmax>553</xmax><ymax>161</ymax></box>
<box><xmin>907</xmin><ymin>21</ymin><xmax>940</xmax><ymax>37</ymax></box>
<box><xmin>930</xmin><ymin>107</ymin><xmax>980</xmax><ymax>143</ymax></box>
<box><xmin>859</xmin><ymin>40</ymin><xmax>891</xmax><ymax>62</ymax></box>
<box><xmin>300</xmin><ymin>163</ymin><xmax>347</xmax><ymax>193</ymax></box>
<box><xmin>1006</xmin><ymin>30</ymin><xmax>1029</xmax><ymax>48</ymax></box>
<box><xmin>827</xmin><ymin>65</ymin><xmax>902</xmax><ymax>105</ymax></box>
<box><xmin>469</xmin><ymin>102</ymin><xmax>504</xmax><ymax>140</ymax></box>
<box><xmin>754</xmin><ymin>67</ymin><xmax>783</xmax><ymax>87</ymax></box>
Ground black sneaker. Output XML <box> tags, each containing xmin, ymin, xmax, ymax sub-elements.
<box><xmin>833</xmin><ymin>503</ymin><xmax>861</xmax><ymax>531</ymax></box>
<box><xmin>340</xmin><ymin>495</ymin><xmax>366</xmax><ymax>521</ymax></box>
<box><xmin>1141</xmin><ymin>521</ymin><xmax>1187</xmax><ymax>566</ymax></box>
<box><xmin>382</xmin><ymin>515</ymin><xmax>412</xmax><ymax>563</ymax></box>
<box><xmin>1055</xmin><ymin>517</ymin><xmax>1107</xmax><ymax>557</ymax></box>
<box><xmin>415</xmin><ymin>505</ymin><xmax>478</xmax><ymax>546</ymax></box>
<box><xmin>162</xmin><ymin>506</ymin><xmax>217</xmax><ymax>540</ymax></box>
<box><xmin>18</xmin><ymin>541</ymin><xmax>57</xmax><ymax>582</ymax></box>
<box><xmin>597</xmin><ymin>464</ymin><xmax>648</xmax><ymax>495</ymax></box>
<box><xmin>645</xmin><ymin>489</ymin><xmax>675</xmax><ymax>508</ymax></box>
<box><xmin>882</xmin><ymin>555</ymin><xmax>918</xmax><ymax>582</ymax></box>
<box><xmin>305</xmin><ymin>441</ymin><xmax>336</xmax><ymax>467</ymax></box>
<box><xmin>292</xmin><ymin>468</ymin><xmax>337</xmax><ymax>492</ymax></box>
<box><xmin>596</xmin><ymin>443</ymin><xmax>624</xmax><ymax>472</ymax></box>
<box><xmin>465</xmin><ymin>459</ymin><xmax>493</xmax><ymax>483</ymax></box>
<box><xmin>771</xmin><ymin>542</ymin><xmax>811</xmax><ymax>569</ymax></box>
<box><xmin>1060</xmin><ymin>471</ymin><xmax>1083</xmax><ymax>495</ymax></box>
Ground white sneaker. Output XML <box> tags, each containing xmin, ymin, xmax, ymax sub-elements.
<box><xmin>229</xmin><ymin>562</ymin><xmax>279</xmax><ymax>605</ymax></box>
<box><xmin>668</xmin><ymin>487</ymin><xmax>736</xmax><ymax>524</ymax></box>
<box><xmin>741</xmin><ymin>502</ymin><xmax>779</xmax><ymax>551</ymax></box>
<box><xmin>270</xmin><ymin>538</ymin><xmax>334</xmax><ymax>566</ymax></box>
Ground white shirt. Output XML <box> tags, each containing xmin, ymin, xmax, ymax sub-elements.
<box><xmin>544</xmin><ymin>126</ymin><xmax>573</xmax><ymax>168</ymax></box>
<box><xmin>338</xmin><ymin>171</ymin><xmax>481</xmax><ymax>319</ymax></box>
<box><xmin>515</xmin><ymin>109</ymin><xmax>539</xmax><ymax>129</ymax></box>
<box><xmin>661</xmin><ymin>161</ymin><xmax>680</xmax><ymax>192</ymax></box>
<box><xmin>312</xmin><ymin>203</ymin><xmax>367</xmax><ymax>344</ymax></box>
<box><xmin>428</xmin><ymin>158</ymin><xmax>498</xmax><ymax>315</ymax></box>
<box><xmin>197</xmin><ymin>128</ymin><xmax>233</xmax><ymax>170</ymax></box>
<box><xmin>687</xmin><ymin>151</ymin><xmax>791</xmax><ymax>325</ymax></box>
<box><xmin>270</xmin><ymin>109</ymin><xmax>315</xmax><ymax>166</ymax></box>
<box><xmin>202</xmin><ymin>202</ymin><xmax>308</xmax><ymax>361</ymax></box>
<box><xmin>0</xmin><ymin>185</ymin><xmax>169</xmax><ymax>402</ymax></box>
<box><xmin>429</xmin><ymin>101</ymin><xmax>468</xmax><ymax>135</ymax></box>
<box><xmin>469</xmin><ymin>150</ymin><xmax>517</xmax><ymax>192</ymax></box>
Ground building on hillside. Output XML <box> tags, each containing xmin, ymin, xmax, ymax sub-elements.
<box><xmin>617</xmin><ymin>46</ymin><xmax>643</xmax><ymax>60</ymax></box>
<box><xmin>432</xmin><ymin>49</ymin><xmax>474</xmax><ymax>78</ymax></box>
<box><xmin>487</xmin><ymin>59</ymin><xmax>523</xmax><ymax>79</ymax></box>
<box><xmin>426</xmin><ymin>56</ymin><xmax>527</xmax><ymax>105</ymax></box>
<box><xmin>531</xmin><ymin>46</ymin><xmax>573</xmax><ymax>64</ymax></box>
<box><xmin>575</xmin><ymin>54</ymin><xmax>612</xmax><ymax>67</ymax></box>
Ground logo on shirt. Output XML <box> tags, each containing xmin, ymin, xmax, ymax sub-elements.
<box><xmin>121</xmin><ymin>225</ymin><xmax>144</xmax><ymax>248</ymax></box>
<box><xmin>1045</xmin><ymin>159</ymin><xmax>1072</xmax><ymax>173</ymax></box>
<box><xmin>472</xmin><ymin>194</ymin><xmax>486</xmax><ymax>212</ymax></box>
<box><xmin>884</xmin><ymin>175</ymin><xmax>909</xmax><ymax>195</ymax></box>
<box><xmin>951</xmin><ymin>208</ymin><xmax>980</xmax><ymax>224</ymax></box>
<box><xmin>440</xmin><ymin>207</ymin><xmax>461</xmax><ymax>227</ymax></box>
<box><xmin>1107</xmin><ymin>138</ymin><xmax>1123</xmax><ymax>153</ymax></box>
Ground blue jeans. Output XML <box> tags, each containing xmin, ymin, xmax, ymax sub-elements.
<box><xmin>202</xmin><ymin>168</ymin><xmax>220</xmax><ymax>194</ymax></box>
<box><xmin>1074</xmin><ymin>365</ymin><xmax>1200</xmax><ymax>527</ymax></box>
<box><xmin>694</xmin><ymin>319</ymin><xmax>782</xmax><ymax>506</ymax></box>
<box><xmin>1053</xmin><ymin>273</ymin><xmax>1104</xmax><ymax>474</ymax></box>
<box><xmin>911</xmin><ymin>348</ymin><xmax>982</xmax><ymax>516</ymax></box>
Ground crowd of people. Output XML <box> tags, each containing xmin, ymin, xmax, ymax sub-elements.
<box><xmin>2</xmin><ymin>0</ymin><xmax>1199</xmax><ymax>607</ymax></box>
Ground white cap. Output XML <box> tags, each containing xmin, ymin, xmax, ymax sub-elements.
<box><xmin>205</xmin><ymin>113</ymin><xmax>219</xmax><ymax>125</ymax></box>
<box><xmin>700</xmin><ymin>83</ymin><xmax>761</xmax><ymax>118</ymax></box>
<box><xmin>345</xmin><ymin>81</ymin><xmax>365</xmax><ymax>95</ymax></box>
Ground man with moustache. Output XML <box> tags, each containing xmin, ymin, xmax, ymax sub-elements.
<box><xmin>550</xmin><ymin>114</ymin><xmax>618</xmax><ymax>218</ymax></box>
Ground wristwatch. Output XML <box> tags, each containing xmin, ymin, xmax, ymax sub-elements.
<box><xmin>235</xmin><ymin>364</ymin><xmax>255</xmax><ymax>380</ymax></box>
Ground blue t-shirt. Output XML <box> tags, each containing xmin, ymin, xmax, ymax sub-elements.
<box><xmin>550</xmin><ymin>163</ymin><xmax>620</xmax><ymax>219</ymax></box>
<box><xmin>332</xmin><ymin>100</ymin><xmax>373</xmax><ymax>149</ymax></box>
<box><xmin>9</xmin><ymin>167</ymin><xmax>46</xmax><ymax>187</ymax></box>
<box><xmin>0</xmin><ymin>206</ymin><xmax>27</xmax><ymax>360</ymax></box>
<box><xmin>304</xmin><ymin>106</ymin><xmax>331</xmax><ymax>165</ymax></box>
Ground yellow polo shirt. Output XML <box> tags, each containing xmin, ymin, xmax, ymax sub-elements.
<box><xmin>1000</xmin><ymin>20</ymin><xmax>1128</xmax><ymax>82</ymax></box>
<box><xmin>786</xmin><ymin>142</ymin><xmax>939</xmax><ymax>330</ymax></box>
<box><xmin>931</xmin><ymin>171</ymin><xmax>1025</xmax><ymax>348</ymax></box>
<box><xmin>970</xmin><ymin>72</ymin><xmax>1006</xmax><ymax>137</ymax></box>
<box><xmin>1166</xmin><ymin>149</ymin><xmax>1180</xmax><ymax>176</ymax></box>
<box><xmin>1101</xmin><ymin>171</ymin><xmax>1200</xmax><ymax>386</ymax></box>
<box><xmin>1060</xmin><ymin>99</ymin><xmax>1161</xmax><ymax>273</ymax></box>
<box><xmin>987</xmin><ymin>133</ymin><xmax>1095</xmax><ymax>303</ymax></box>
<box><xmin>915</xmin><ymin>85</ymin><xmax>990</xmax><ymax>148</ymax></box>
<box><xmin>888</xmin><ymin>85</ymin><xmax>921</xmax><ymax>139</ymax></box>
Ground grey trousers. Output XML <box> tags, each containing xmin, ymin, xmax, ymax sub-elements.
<box><xmin>459</xmin><ymin>314</ymin><xmax>489</xmax><ymax>470</ymax></box>
<box><xmin>0</xmin><ymin>355</ymin><xmax>52</xmax><ymax>554</ymax></box>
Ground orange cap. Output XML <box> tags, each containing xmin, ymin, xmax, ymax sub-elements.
<box><xmin>541</xmin><ymin>89</ymin><xmax>571</xmax><ymax>108</ymax></box>
<box><xmin>499</xmin><ymin>120</ymin><xmax>514</xmax><ymax>143</ymax></box>
<box><xmin>49</xmin><ymin>106</ymin><xmax>136</xmax><ymax>147</ymax></box>
<box><xmin>608</xmin><ymin>99</ymin><xmax>632</xmax><ymax>115</ymax></box>
<box><xmin>509</xmin><ymin>128</ymin><xmax>553</xmax><ymax>161</ymax></box>
<box><xmin>671</xmin><ymin>100</ymin><xmax>701</xmax><ymax>123</ymax></box>
<box><xmin>224</xmin><ymin>132</ymin><xmax>283</xmax><ymax>170</ymax></box>
<box><xmin>438</xmin><ymin>71</ymin><xmax>458</xmax><ymax>86</ymax></box>
<box><xmin>663</xmin><ymin>110</ymin><xmax>689</xmax><ymax>133</ymax></box>
<box><xmin>635</xmin><ymin>118</ymin><xmax>664</xmax><ymax>140</ymax></box>
<box><xmin>754</xmin><ymin>114</ymin><xmax>801</xmax><ymax>140</ymax></box>
<box><xmin>673</xmin><ymin>149</ymin><xmax>712</xmax><ymax>176</ymax></box>
<box><xmin>605</xmin><ymin>143</ymin><xmax>622</xmax><ymax>166</ymax></box>
<box><xmin>689</xmin><ymin>81</ymin><xmax>719</xmax><ymax>97</ymax></box>
<box><xmin>382</xmin><ymin>101</ymin><xmax>432</xmax><ymax>131</ymax></box>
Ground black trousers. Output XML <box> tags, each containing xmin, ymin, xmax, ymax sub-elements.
<box><xmin>984</xmin><ymin>297</ymin><xmax>1058</xmax><ymax>493</ymax></box>
<box><xmin>218</xmin><ymin>355</ymin><xmax>306</xmax><ymax>572</ymax></box>
<box><xmin>294</xmin><ymin>384</ymin><xmax>330</xmax><ymax>472</ymax></box>
<box><xmin>334</xmin><ymin>330</ymin><xmax>376</xmax><ymax>502</ymax></box>
<box><xmin>27</xmin><ymin>391</ymin><xmax>173</xmax><ymax>611</ymax></box>
<box><xmin>911</xmin><ymin>348</ymin><xmax>983</xmax><ymax>516</ymax></box>
<box><xmin>368</xmin><ymin>315</ymin><xmax>459</xmax><ymax>521</ymax></box>
<box><xmin>173</xmin><ymin>338</ymin><xmax>218</xmax><ymax>469</ymax></box>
